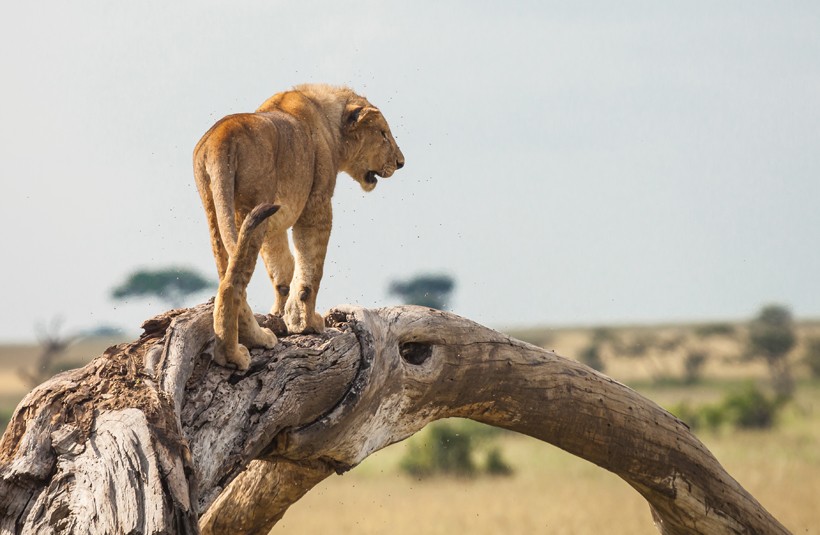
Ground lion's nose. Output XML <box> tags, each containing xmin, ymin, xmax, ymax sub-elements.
<box><xmin>396</xmin><ymin>159</ymin><xmax>405</xmax><ymax>169</ymax></box>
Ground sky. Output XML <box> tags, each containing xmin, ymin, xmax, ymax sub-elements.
<box><xmin>1</xmin><ymin>1</ymin><xmax>819</xmax><ymax>342</ymax></box>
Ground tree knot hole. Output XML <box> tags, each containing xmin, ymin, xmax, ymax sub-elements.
<box><xmin>400</xmin><ymin>342</ymin><xmax>433</xmax><ymax>365</ymax></box>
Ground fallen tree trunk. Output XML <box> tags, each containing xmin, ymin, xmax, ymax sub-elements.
<box><xmin>0</xmin><ymin>302</ymin><xmax>789</xmax><ymax>534</ymax></box>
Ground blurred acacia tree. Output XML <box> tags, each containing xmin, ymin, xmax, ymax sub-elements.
<box><xmin>746</xmin><ymin>304</ymin><xmax>797</xmax><ymax>398</ymax></box>
<box><xmin>112</xmin><ymin>267</ymin><xmax>216</xmax><ymax>309</ymax></box>
<box><xmin>388</xmin><ymin>274</ymin><xmax>455</xmax><ymax>310</ymax></box>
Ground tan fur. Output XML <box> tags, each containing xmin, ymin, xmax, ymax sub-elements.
<box><xmin>194</xmin><ymin>84</ymin><xmax>404</xmax><ymax>367</ymax></box>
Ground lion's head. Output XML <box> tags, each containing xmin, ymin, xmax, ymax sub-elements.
<box><xmin>341</xmin><ymin>104</ymin><xmax>405</xmax><ymax>192</ymax></box>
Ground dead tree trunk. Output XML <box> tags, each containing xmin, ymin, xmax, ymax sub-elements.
<box><xmin>0</xmin><ymin>302</ymin><xmax>789</xmax><ymax>535</ymax></box>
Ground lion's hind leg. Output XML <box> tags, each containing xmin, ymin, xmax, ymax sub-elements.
<box><xmin>214</xmin><ymin>203</ymin><xmax>280</xmax><ymax>370</ymax></box>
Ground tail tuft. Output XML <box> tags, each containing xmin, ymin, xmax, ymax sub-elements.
<box><xmin>245</xmin><ymin>203</ymin><xmax>280</xmax><ymax>231</ymax></box>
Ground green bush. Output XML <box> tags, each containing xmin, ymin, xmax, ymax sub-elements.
<box><xmin>399</xmin><ymin>420</ymin><xmax>513</xmax><ymax>478</ymax></box>
<box><xmin>670</xmin><ymin>401</ymin><xmax>725</xmax><ymax>431</ymax></box>
<box><xmin>400</xmin><ymin>422</ymin><xmax>476</xmax><ymax>477</ymax></box>
<box><xmin>699</xmin><ymin>403</ymin><xmax>728</xmax><ymax>430</ymax></box>
<box><xmin>669</xmin><ymin>383</ymin><xmax>784</xmax><ymax>431</ymax></box>
<box><xmin>398</xmin><ymin>441</ymin><xmax>433</xmax><ymax>477</ymax></box>
<box><xmin>669</xmin><ymin>401</ymin><xmax>699</xmax><ymax>428</ymax></box>
<box><xmin>722</xmin><ymin>383</ymin><xmax>784</xmax><ymax>429</ymax></box>
<box><xmin>484</xmin><ymin>446</ymin><xmax>513</xmax><ymax>476</ymax></box>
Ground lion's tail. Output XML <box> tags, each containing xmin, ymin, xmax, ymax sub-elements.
<box><xmin>203</xmin><ymin>146</ymin><xmax>242</xmax><ymax>259</ymax></box>
<box><xmin>193</xmin><ymin>138</ymin><xmax>241</xmax><ymax>280</ymax></box>
<box><xmin>222</xmin><ymin>203</ymin><xmax>280</xmax><ymax>291</ymax></box>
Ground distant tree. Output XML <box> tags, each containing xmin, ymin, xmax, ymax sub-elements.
<box><xmin>746</xmin><ymin>304</ymin><xmax>797</xmax><ymax>398</ymax></box>
<box><xmin>388</xmin><ymin>273</ymin><xmax>455</xmax><ymax>310</ymax></box>
<box><xmin>111</xmin><ymin>267</ymin><xmax>216</xmax><ymax>309</ymax></box>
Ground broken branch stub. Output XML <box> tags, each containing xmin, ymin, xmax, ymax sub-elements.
<box><xmin>0</xmin><ymin>303</ymin><xmax>788</xmax><ymax>535</ymax></box>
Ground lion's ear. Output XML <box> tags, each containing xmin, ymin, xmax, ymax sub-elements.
<box><xmin>345</xmin><ymin>105</ymin><xmax>379</xmax><ymax>126</ymax></box>
<box><xmin>345</xmin><ymin>105</ymin><xmax>364</xmax><ymax>125</ymax></box>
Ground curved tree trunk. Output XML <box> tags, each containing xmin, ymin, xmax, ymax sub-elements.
<box><xmin>0</xmin><ymin>303</ymin><xmax>789</xmax><ymax>534</ymax></box>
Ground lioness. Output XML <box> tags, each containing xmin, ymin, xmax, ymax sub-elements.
<box><xmin>194</xmin><ymin>84</ymin><xmax>404</xmax><ymax>369</ymax></box>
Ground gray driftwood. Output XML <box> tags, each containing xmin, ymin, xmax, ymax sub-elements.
<box><xmin>0</xmin><ymin>302</ymin><xmax>788</xmax><ymax>534</ymax></box>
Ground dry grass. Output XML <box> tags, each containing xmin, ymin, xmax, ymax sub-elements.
<box><xmin>271</xmin><ymin>437</ymin><xmax>657</xmax><ymax>535</ymax></box>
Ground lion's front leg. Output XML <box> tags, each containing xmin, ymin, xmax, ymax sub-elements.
<box><xmin>284</xmin><ymin>207</ymin><xmax>331</xmax><ymax>334</ymax></box>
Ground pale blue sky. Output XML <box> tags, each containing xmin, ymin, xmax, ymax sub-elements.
<box><xmin>1</xmin><ymin>1</ymin><xmax>819</xmax><ymax>341</ymax></box>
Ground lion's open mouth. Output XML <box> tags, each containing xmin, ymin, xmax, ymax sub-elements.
<box><xmin>365</xmin><ymin>170</ymin><xmax>379</xmax><ymax>185</ymax></box>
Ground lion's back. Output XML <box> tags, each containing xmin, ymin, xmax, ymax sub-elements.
<box><xmin>194</xmin><ymin>111</ymin><xmax>304</xmax><ymax>157</ymax></box>
<box><xmin>194</xmin><ymin>109</ymin><xmax>318</xmax><ymax>223</ymax></box>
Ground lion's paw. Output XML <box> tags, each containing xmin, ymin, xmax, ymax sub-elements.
<box><xmin>214</xmin><ymin>343</ymin><xmax>251</xmax><ymax>371</ymax></box>
<box><xmin>240</xmin><ymin>326</ymin><xmax>278</xmax><ymax>350</ymax></box>
<box><xmin>256</xmin><ymin>327</ymin><xmax>278</xmax><ymax>349</ymax></box>
<box><xmin>284</xmin><ymin>303</ymin><xmax>325</xmax><ymax>334</ymax></box>
<box><xmin>308</xmin><ymin>311</ymin><xmax>326</xmax><ymax>333</ymax></box>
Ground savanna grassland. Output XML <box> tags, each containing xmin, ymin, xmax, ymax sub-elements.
<box><xmin>1</xmin><ymin>320</ymin><xmax>819</xmax><ymax>534</ymax></box>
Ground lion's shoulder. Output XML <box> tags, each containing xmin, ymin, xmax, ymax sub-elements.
<box><xmin>257</xmin><ymin>85</ymin><xmax>367</xmax><ymax>130</ymax></box>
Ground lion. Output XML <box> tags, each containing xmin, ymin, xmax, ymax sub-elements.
<box><xmin>194</xmin><ymin>84</ymin><xmax>405</xmax><ymax>369</ymax></box>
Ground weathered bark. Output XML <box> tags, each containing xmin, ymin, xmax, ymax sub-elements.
<box><xmin>0</xmin><ymin>303</ymin><xmax>788</xmax><ymax>535</ymax></box>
